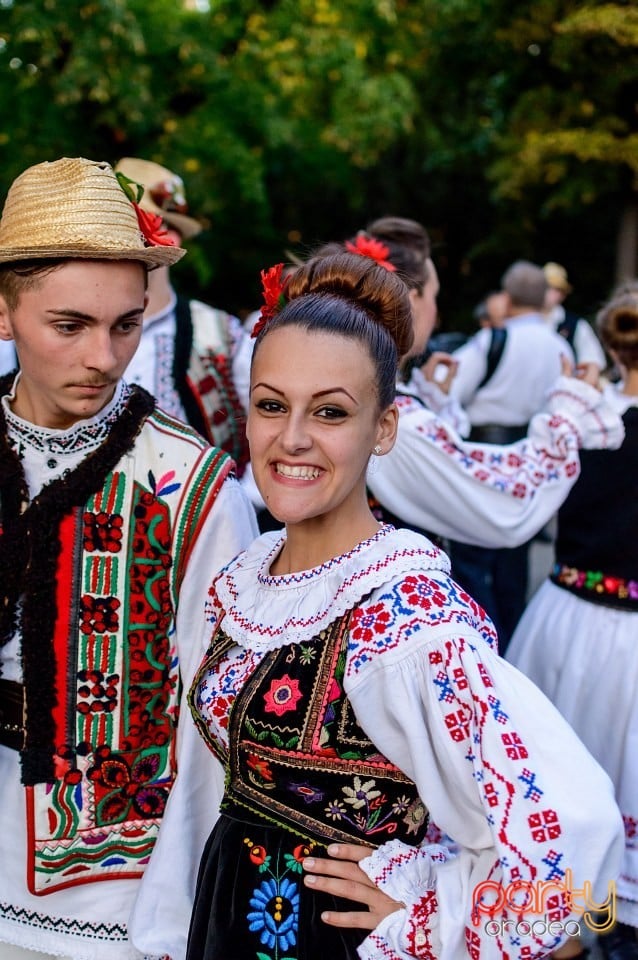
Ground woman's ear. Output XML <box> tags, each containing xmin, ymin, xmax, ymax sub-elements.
<box><xmin>374</xmin><ymin>402</ymin><xmax>399</xmax><ymax>456</ymax></box>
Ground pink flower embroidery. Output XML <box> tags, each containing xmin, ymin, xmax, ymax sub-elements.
<box><xmin>263</xmin><ymin>674</ymin><xmax>303</xmax><ymax>716</ymax></box>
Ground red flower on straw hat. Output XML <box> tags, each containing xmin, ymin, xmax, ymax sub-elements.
<box><xmin>132</xmin><ymin>203</ymin><xmax>177</xmax><ymax>247</ymax></box>
<box><xmin>115</xmin><ymin>169</ymin><xmax>176</xmax><ymax>248</ymax></box>
<box><xmin>345</xmin><ymin>234</ymin><xmax>396</xmax><ymax>271</ymax></box>
<box><xmin>251</xmin><ymin>263</ymin><xmax>290</xmax><ymax>338</ymax></box>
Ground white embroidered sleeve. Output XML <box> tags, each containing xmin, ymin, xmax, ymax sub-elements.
<box><xmin>367</xmin><ymin>376</ymin><xmax>623</xmax><ymax>548</ymax></box>
<box><xmin>342</xmin><ymin>587</ymin><xmax>623</xmax><ymax>960</ymax></box>
<box><xmin>404</xmin><ymin>370</ymin><xmax>471</xmax><ymax>437</ymax></box>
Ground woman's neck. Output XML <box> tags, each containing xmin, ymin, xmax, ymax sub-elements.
<box><xmin>620</xmin><ymin>367</ymin><xmax>638</xmax><ymax>397</ymax></box>
<box><xmin>271</xmin><ymin>512</ymin><xmax>382</xmax><ymax>575</ymax></box>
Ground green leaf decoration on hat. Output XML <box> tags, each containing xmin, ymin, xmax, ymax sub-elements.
<box><xmin>115</xmin><ymin>171</ymin><xmax>145</xmax><ymax>204</ymax></box>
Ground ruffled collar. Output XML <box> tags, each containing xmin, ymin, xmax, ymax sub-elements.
<box><xmin>215</xmin><ymin>524</ymin><xmax>450</xmax><ymax>651</ymax></box>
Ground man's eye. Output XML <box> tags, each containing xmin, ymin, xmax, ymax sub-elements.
<box><xmin>54</xmin><ymin>322</ymin><xmax>82</xmax><ymax>334</ymax></box>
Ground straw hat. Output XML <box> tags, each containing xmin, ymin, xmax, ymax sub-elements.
<box><xmin>543</xmin><ymin>261</ymin><xmax>572</xmax><ymax>294</ymax></box>
<box><xmin>0</xmin><ymin>157</ymin><xmax>185</xmax><ymax>269</ymax></box>
<box><xmin>114</xmin><ymin>157</ymin><xmax>202</xmax><ymax>240</ymax></box>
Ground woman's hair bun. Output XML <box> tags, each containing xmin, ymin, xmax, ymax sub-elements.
<box><xmin>285</xmin><ymin>250</ymin><xmax>414</xmax><ymax>358</ymax></box>
<box><xmin>597</xmin><ymin>292</ymin><xmax>638</xmax><ymax>355</ymax></box>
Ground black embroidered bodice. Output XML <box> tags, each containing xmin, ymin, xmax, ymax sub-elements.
<box><xmin>189</xmin><ymin>610</ymin><xmax>429</xmax><ymax>850</ymax></box>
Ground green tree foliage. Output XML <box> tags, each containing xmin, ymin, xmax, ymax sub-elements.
<box><xmin>0</xmin><ymin>0</ymin><xmax>635</xmax><ymax>320</ymax></box>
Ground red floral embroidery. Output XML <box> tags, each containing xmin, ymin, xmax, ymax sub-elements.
<box><xmin>350</xmin><ymin>602</ymin><xmax>392</xmax><ymax>643</ymax></box>
<box><xmin>293</xmin><ymin>843</ymin><xmax>313</xmax><ymax>862</ymax></box>
<box><xmin>87</xmin><ymin>746</ymin><xmax>168</xmax><ymax>822</ymax></box>
<box><xmin>247</xmin><ymin>753</ymin><xmax>274</xmax><ymax>782</ymax></box>
<box><xmin>400</xmin><ymin>575</ymin><xmax>447</xmax><ymax>610</ymax></box>
<box><xmin>249</xmin><ymin>844</ymin><xmax>268</xmax><ymax>865</ymax></box>
<box><xmin>263</xmin><ymin>673</ymin><xmax>303</xmax><ymax>716</ymax></box>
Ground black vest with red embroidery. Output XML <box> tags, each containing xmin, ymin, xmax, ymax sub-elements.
<box><xmin>190</xmin><ymin>610</ymin><xmax>429</xmax><ymax>849</ymax></box>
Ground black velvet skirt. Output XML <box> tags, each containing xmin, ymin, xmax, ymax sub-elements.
<box><xmin>186</xmin><ymin>811</ymin><xmax>366</xmax><ymax>960</ymax></box>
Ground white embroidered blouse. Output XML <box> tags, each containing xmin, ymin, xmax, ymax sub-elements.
<box><xmin>368</xmin><ymin>376</ymin><xmax>624</xmax><ymax>548</ymax></box>
<box><xmin>193</xmin><ymin>526</ymin><xmax>623</xmax><ymax>960</ymax></box>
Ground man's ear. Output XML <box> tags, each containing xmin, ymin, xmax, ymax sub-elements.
<box><xmin>0</xmin><ymin>294</ymin><xmax>14</xmax><ymax>342</ymax></box>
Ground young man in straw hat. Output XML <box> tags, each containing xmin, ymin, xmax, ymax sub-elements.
<box><xmin>114</xmin><ymin>157</ymin><xmax>252</xmax><ymax>475</ymax></box>
<box><xmin>0</xmin><ymin>157</ymin><xmax>257</xmax><ymax>960</ymax></box>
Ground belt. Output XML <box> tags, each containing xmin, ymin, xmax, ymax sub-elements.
<box><xmin>469</xmin><ymin>423</ymin><xmax>529</xmax><ymax>444</ymax></box>
<box><xmin>0</xmin><ymin>678</ymin><xmax>26</xmax><ymax>751</ymax></box>
<box><xmin>551</xmin><ymin>563</ymin><xmax>638</xmax><ymax>610</ymax></box>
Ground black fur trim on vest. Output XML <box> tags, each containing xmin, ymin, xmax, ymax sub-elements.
<box><xmin>0</xmin><ymin>376</ymin><xmax>155</xmax><ymax>784</ymax></box>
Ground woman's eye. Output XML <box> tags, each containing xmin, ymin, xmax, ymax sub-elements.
<box><xmin>255</xmin><ymin>399</ymin><xmax>285</xmax><ymax>413</ymax></box>
<box><xmin>316</xmin><ymin>406</ymin><xmax>347</xmax><ymax>419</ymax></box>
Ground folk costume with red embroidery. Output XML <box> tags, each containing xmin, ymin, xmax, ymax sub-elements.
<box><xmin>187</xmin><ymin>526</ymin><xmax>623</xmax><ymax>960</ymax></box>
<box><xmin>0</xmin><ymin>375</ymin><xmax>257</xmax><ymax>960</ymax></box>
<box><xmin>0</xmin><ymin>157</ymin><xmax>259</xmax><ymax>960</ymax></box>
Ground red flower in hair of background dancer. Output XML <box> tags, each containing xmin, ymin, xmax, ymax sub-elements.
<box><xmin>345</xmin><ymin>234</ymin><xmax>397</xmax><ymax>271</ymax></box>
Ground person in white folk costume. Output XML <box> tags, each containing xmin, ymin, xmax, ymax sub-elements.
<box><xmin>313</xmin><ymin>219</ymin><xmax>625</xmax><ymax>553</ymax></box>
<box><xmin>508</xmin><ymin>289</ymin><xmax>638</xmax><ymax>960</ymax></box>
<box><xmin>185</xmin><ymin>248</ymin><xmax>623</xmax><ymax>960</ymax></box>
<box><xmin>0</xmin><ymin>157</ymin><xmax>257</xmax><ymax>960</ymax></box>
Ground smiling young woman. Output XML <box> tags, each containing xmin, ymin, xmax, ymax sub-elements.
<box><xmin>185</xmin><ymin>251</ymin><xmax>623</xmax><ymax>960</ymax></box>
<box><xmin>247</xmin><ymin>299</ymin><xmax>400</xmax><ymax>570</ymax></box>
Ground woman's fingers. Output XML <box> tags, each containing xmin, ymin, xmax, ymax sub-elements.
<box><xmin>302</xmin><ymin>846</ymin><xmax>403</xmax><ymax>929</ymax></box>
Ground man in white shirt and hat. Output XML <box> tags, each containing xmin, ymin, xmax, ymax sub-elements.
<box><xmin>114</xmin><ymin>157</ymin><xmax>253</xmax><ymax>475</ymax></box>
<box><xmin>543</xmin><ymin>260</ymin><xmax>607</xmax><ymax>372</ymax></box>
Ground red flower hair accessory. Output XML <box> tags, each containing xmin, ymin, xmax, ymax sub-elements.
<box><xmin>345</xmin><ymin>234</ymin><xmax>396</xmax><ymax>271</ymax></box>
<box><xmin>251</xmin><ymin>262</ymin><xmax>290</xmax><ymax>338</ymax></box>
